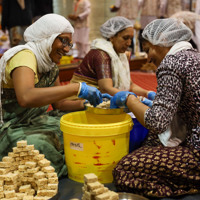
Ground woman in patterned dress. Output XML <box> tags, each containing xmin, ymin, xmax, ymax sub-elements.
<box><xmin>110</xmin><ymin>18</ymin><xmax>200</xmax><ymax>198</ymax></box>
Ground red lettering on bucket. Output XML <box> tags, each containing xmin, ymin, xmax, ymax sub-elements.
<box><xmin>75</xmin><ymin>162</ymin><xmax>82</xmax><ymax>164</ymax></box>
<box><xmin>93</xmin><ymin>156</ymin><xmax>100</xmax><ymax>163</ymax></box>
<box><xmin>93</xmin><ymin>156</ymin><xmax>100</xmax><ymax>159</ymax></box>
<box><xmin>112</xmin><ymin>140</ymin><xmax>116</xmax><ymax>145</ymax></box>
<box><xmin>93</xmin><ymin>141</ymin><xmax>101</xmax><ymax>149</ymax></box>
<box><xmin>94</xmin><ymin>163</ymin><xmax>104</xmax><ymax>166</ymax></box>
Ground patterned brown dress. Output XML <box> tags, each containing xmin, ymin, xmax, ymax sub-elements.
<box><xmin>113</xmin><ymin>49</ymin><xmax>200</xmax><ymax>198</ymax></box>
<box><xmin>73</xmin><ymin>49</ymin><xmax>112</xmax><ymax>81</ymax></box>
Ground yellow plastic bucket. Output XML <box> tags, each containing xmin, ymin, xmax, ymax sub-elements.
<box><xmin>60</xmin><ymin>111</ymin><xmax>133</xmax><ymax>183</ymax></box>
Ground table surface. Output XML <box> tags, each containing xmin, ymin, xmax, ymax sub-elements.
<box><xmin>50</xmin><ymin>177</ymin><xmax>200</xmax><ymax>200</ymax></box>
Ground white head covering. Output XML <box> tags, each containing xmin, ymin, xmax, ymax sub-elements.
<box><xmin>100</xmin><ymin>16</ymin><xmax>133</xmax><ymax>39</ymax></box>
<box><xmin>91</xmin><ymin>38</ymin><xmax>130</xmax><ymax>91</ymax></box>
<box><xmin>0</xmin><ymin>13</ymin><xmax>74</xmax><ymax>124</ymax></box>
<box><xmin>142</xmin><ymin>18</ymin><xmax>192</xmax><ymax>47</ymax></box>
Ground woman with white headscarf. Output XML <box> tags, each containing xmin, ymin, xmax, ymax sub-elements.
<box><xmin>0</xmin><ymin>13</ymin><xmax>104</xmax><ymax>177</ymax></box>
<box><xmin>111</xmin><ymin>18</ymin><xmax>200</xmax><ymax>197</ymax></box>
<box><xmin>70</xmin><ymin>16</ymin><xmax>156</xmax><ymax>100</ymax></box>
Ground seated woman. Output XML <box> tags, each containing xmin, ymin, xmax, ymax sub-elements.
<box><xmin>0</xmin><ymin>14</ymin><xmax>103</xmax><ymax>177</ymax></box>
<box><xmin>70</xmin><ymin>16</ymin><xmax>155</xmax><ymax>99</ymax></box>
<box><xmin>110</xmin><ymin>18</ymin><xmax>200</xmax><ymax>198</ymax></box>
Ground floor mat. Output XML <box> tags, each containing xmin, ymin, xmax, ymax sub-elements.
<box><xmin>131</xmin><ymin>71</ymin><xmax>157</xmax><ymax>91</ymax></box>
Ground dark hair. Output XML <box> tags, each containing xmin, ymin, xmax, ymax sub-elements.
<box><xmin>139</xmin><ymin>30</ymin><xmax>148</xmax><ymax>44</ymax></box>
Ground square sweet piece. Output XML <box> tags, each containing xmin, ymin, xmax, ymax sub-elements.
<box><xmin>17</xmin><ymin>140</ymin><xmax>27</xmax><ymax>147</ymax></box>
<box><xmin>42</xmin><ymin>166</ymin><xmax>55</xmax><ymax>173</ymax></box>
<box><xmin>84</xmin><ymin>173</ymin><xmax>98</xmax><ymax>183</ymax></box>
<box><xmin>38</xmin><ymin>159</ymin><xmax>50</xmax><ymax>167</ymax></box>
<box><xmin>2</xmin><ymin>156</ymin><xmax>15</xmax><ymax>163</ymax></box>
<box><xmin>4</xmin><ymin>190</ymin><xmax>16</xmax><ymax>198</ymax></box>
<box><xmin>95</xmin><ymin>191</ymin><xmax>110</xmax><ymax>200</ymax></box>
<box><xmin>34</xmin><ymin>171</ymin><xmax>45</xmax><ymax>179</ymax></box>
<box><xmin>109</xmin><ymin>191</ymin><xmax>119</xmax><ymax>200</ymax></box>
<box><xmin>46</xmin><ymin>172</ymin><xmax>57</xmax><ymax>179</ymax></box>
<box><xmin>87</xmin><ymin>181</ymin><xmax>103</xmax><ymax>191</ymax></box>
<box><xmin>23</xmin><ymin>195</ymin><xmax>34</xmax><ymax>200</ymax></box>
<box><xmin>19</xmin><ymin>184</ymin><xmax>31</xmax><ymax>193</ymax></box>
<box><xmin>91</xmin><ymin>187</ymin><xmax>105</xmax><ymax>195</ymax></box>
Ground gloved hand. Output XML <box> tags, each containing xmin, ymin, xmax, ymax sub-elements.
<box><xmin>102</xmin><ymin>93</ymin><xmax>112</xmax><ymax>100</ymax></box>
<box><xmin>110</xmin><ymin>91</ymin><xmax>137</xmax><ymax>108</ymax></box>
<box><xmin>140</xmin><ymin>97</ymin><xmax>153</xmax><ymax>107</ymax></box>
<box><xmin>78</xmin><ymin>82</ymin><xmax>102</xmax><ymax>107</ymax></box>
<box><xmin>147</xmin><ymin>91</ymin><xmax>156</xmax><ymax>100</ymax></box>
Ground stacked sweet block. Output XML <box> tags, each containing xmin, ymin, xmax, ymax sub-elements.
<box><xmin>0</xmin><ymin>140</ymin><xmax>58</xmax><ymax>200</ymax></box>
<box><xmin>82</xmin><ymin>173</ymin><xmax>119</xmax><ymax>200</ymax></box>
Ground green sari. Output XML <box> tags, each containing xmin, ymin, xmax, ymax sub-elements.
<box><xmin>0</xmin><ymin>66</ymin><xmax>67</xmax><ymax>178</ymax></box>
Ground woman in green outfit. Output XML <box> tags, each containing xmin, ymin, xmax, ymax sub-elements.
<box><xmin>0</xmin><ymin>13</ymin><xmax>104</xmax><ymax>177</ymax></box>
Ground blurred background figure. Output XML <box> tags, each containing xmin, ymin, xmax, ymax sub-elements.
<box><xmin>110</xmin><ymin>0</ymin><xmax>138</xmax><ymax>24</ymax></box>
<box><xmin>158</xmin><ymin>0</ymin><xmax>182</xmax><ymax>18</ymax></box>
<box><xmin>32</xmin><ymin>0</ymin><xmax>53</xmax><ymax>22</ymax></box>
<box><xmin>1</xmin><ymin>0</ymin><xmax>34</xmax><ymax>47</ymax></box>
<box><xmin>195</xmin><ymin>0</ymin><xmax>200</xmax><ymax>52</ymax></box>
<box><xmin>170</xmin><ymin>10</ymin><xmax>200</xmax><ymax>50</ymax></box>
<box><xmin>68</xmin><ymin>0</ymin><xmax>91</xmax><ymax>59</ymax></box>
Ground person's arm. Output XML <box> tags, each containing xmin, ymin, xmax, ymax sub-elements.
<box><xmin>69</xmin><ymin>0</ymin><xmax>91</xmax><ymax>21</ymax></box>
<box><xmin>12</xmin><ymin>66</ymin><xmax>80</xmax><ymax>108</ymax></box>
<box><xmin>12</xmin><ymin>65</ymin><xmax>102</xmax><ymax>109</ymax></box>
<box><xmin>133</xmin><ymin>55</ymin><xmax>182</xmax><ymax>132</ymax></box>
<box><xmin>52</xmin><ymin>76</ymin><xmax>85</xmax><ymax>111</ymax></box>
<box><xmin>98</xmin><ymin>78</ymin><xmax>121</xmax><ymax>96</ymax></box>
<box><xmin>129</xmin><ymin>80</ymin><xmax>149</xmax><ymax>97</ymax></box>
<box><xmin>127</xmin><ymin>94</ymin><xmax>148</xmax><ymax>126</ymax></box>
<box><xmin>78</xmin><ymin>0</ymin><xmax>91</xmax><ymax>20</ymax></box>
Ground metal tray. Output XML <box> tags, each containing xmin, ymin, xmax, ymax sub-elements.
<box><xmin>118</xmin><ymin>193</ymin><xmax>149</xmax><ymax>200</ymax></box>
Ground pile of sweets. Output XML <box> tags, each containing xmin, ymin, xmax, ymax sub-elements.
<box><xmin>0</xmin><ymin>140</ymin><xmax>58</xmax><ymax>200</ymax></box>
<box><xmin>82</xmin><ymin>173</ymin><xmax>119</xmax><ymax>200</ymax></box>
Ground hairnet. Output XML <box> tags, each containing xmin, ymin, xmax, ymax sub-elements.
<box><xmin>24</xmin><ymin>13</ymin><xmax>74</xmax><ymax>42</ymax></box>
<box><xmin>142</xmin><ymin>18</ymin><xmax>192</xmax><ymax>47</ymax></box>
<box><xmin>100</xmin><ymin>16</ymin><xmax>133</xmax><ymax>39</ymax></box>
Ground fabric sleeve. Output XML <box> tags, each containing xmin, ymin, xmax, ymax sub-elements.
<box><xmin>144</xmin><ymin>54</ymin><xmax>183</xmax><ymax>134</ymax></box>
<box><xmin>5</xmin><ymin>49</ymin><xmax>38</xmax><ymax>87</ymax></box>
<box><xmin>93</xmin><ymin>50</ymin><xmax>112</xmax><ymax>80</ymax></box>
